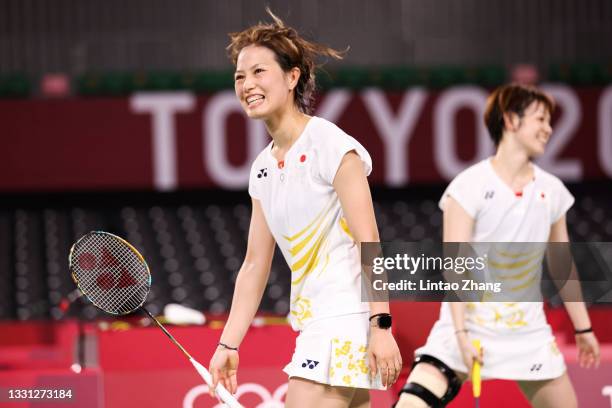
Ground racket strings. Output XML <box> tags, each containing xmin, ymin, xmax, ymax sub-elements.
<box><xmin>71</xmin><ymin>232</ymin><xmax>151</xmax><ymax>314</ymax></box>
<box><xmin>77</xmin><ymin>237</ymin><xmax>148</xmax><ymax>313</ymax></box>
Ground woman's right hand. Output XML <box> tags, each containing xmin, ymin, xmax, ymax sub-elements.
<box><xmin>456</xmin><ymin>332</ymin><xmax>483</xmax><ymax>377</ymax></box>
<box><xmin>209</xmin><ymin>346</ymin><xmax>239</xmax><ymax>397</ymax></box>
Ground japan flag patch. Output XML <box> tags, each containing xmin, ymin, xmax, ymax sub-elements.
<box><xmin>537</xmin><ymin>190</ymin><xmax>547</xmax><ymax>202</ymax></box>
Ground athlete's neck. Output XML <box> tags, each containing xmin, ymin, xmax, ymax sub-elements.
<box><xmin>265</xmin><ymin>107</ymin><xmax>311</xmax><ymax>153</ymax></box>
<box><xmin>491</xmin><ymin>136</ymin><xmax>534</xmax><ymax>190</ymax></box>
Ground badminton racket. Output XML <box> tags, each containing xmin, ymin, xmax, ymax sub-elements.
<box><xmin>471</xmin><ymin>339</ymin><xmax>482</xmax><ymax>408</ymax></box>
<box><xmin>68</xmin><ymin>231</ymin><xmax>243</xmax><ymax>408</ymax></box>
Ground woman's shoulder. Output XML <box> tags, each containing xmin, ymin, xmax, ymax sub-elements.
<box><xmin>533</xmin><ymin>164</ymin><xmax>566</xmax><ymax>188</ymax></box>
<box><xmin>306</xmin><ymin>117</ymin><xmax>370</xmax><ymax>158</ymax></box>
<box><xmin>307</xmin><ymin>117</ymin><xmax>350</xmax><ymax>142</ymax></box>
<box><xmin>450</xmin><ymin>159</ymin><xmax>491</xmax><ymax>185</ymax></box>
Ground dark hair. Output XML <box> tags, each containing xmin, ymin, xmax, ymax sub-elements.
<box><xmin>227</xmin><ymin>8</ymin><xmax>344</xmax><ymax>114</ymax></box>
<box><xmin>484</xmin><ymin>84</ymin><xmax>555</xmax><ymax>146</ymax></box>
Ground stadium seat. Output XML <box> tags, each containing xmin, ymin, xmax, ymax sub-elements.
<box><xmin>1</xmin><ymin>188</ymin><xmax>610</xmax><ymax>320</ymax></box>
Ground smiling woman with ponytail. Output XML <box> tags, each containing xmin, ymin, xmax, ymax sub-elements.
<box><xmin>209</xmin><ymin>8</ymin><xmax>402</xmax><ymax>408</ymax></box>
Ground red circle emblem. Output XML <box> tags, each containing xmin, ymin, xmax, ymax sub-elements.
<box><xmin>278</xmin><ymin>160</ymin><xmax>285</xmax><ymax>169</ymax></box>
<box><xmin>300</xmin><ymin>154</ymin><xmax>306</xmax><ymax>162</ymax></box>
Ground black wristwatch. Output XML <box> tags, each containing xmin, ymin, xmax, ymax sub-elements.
<box><xmin>369</xmin><ymin>313</ymin><xmax>392</xmax><ymax>329</ymax></box>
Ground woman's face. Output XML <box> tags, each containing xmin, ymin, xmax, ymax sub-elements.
<box><xmin>234</xmin><ymin>45</ymin><xmax>297</xmax><ymax>120</ymax></box>
<box><xmin>513</xmin><ymin>101</ymin><xmax>552</xmax><ymax>157</ymax></box>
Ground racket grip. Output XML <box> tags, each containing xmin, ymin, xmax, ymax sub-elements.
<box><xmin>471</xmin><ymin>339</ymin><xmax>481</xmax><ymax>398</ymax></box>
<box><xmin>189</xmin><ymin>358</ymin><xmax>244</xmax><ymax>408</ymax></box>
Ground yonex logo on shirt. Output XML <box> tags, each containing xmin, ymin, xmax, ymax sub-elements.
<box><xmin>301</xmin><ymin>359</ymin><xmax>319</xmax><ymax>369</ymax></box>
<box><xmin>257</xmin><ymin>168</ymin><xmax>268</xmax><ymax>178</ymax></box>
<box><xmin>529</xmin><ymin>363</ymin><xmax>543</xmax><ymax>372</ymax></box>
<box><xmin>484</xmin><ymin>191</ymin><xmax>495</xmax><ymax>200</ymax></box>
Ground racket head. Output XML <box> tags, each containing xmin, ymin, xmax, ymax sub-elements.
<box><xmin>69</xmin><ymin>231</ymin><xmax>151</xmax><ymax>315</ymax></box>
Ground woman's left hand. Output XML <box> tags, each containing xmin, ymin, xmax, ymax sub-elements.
<box><xmin>576</xmin><ymin>331</ymin><xmax>600</xmax><ymax>369</ymax></box>
<box><xmin>368</xmin><ymin>328</ymin><xmax>403</xmax><ymax>387</ymax></box>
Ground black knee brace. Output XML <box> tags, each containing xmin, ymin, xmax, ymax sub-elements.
<box><xmin>395</xmin><ymin>354</ymin><xmax>461</xmax><ymax>407</ymax></box>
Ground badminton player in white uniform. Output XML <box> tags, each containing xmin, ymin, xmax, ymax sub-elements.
<box><xmin>396</xmin><ymin>84</ymin><xmax>600</xmax><ymax>408</ymax></box>
<box><xmin>208</xmin><ymin>9</ymin><xmax>402</xmax><ymax>407</ymax></box>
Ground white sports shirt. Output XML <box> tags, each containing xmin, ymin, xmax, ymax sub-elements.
<box><xmin>248</xmin><ymin>116</ymin><xmax>372</xmax><ymax>331</ymax></box>
<box><xmin>438</xmin><ymin>158</ymin><xmax>575</xmax><ymax>333</ymax></box>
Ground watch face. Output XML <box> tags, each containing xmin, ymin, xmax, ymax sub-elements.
<box><xmin>378</xmin><ymin>314</ymin><xmax>392</xmax><ymax>329</ymax></box>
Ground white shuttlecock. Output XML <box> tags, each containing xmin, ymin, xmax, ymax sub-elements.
<box><xmin>164</xmin><ymin>303</ymin><xmax>206</xmax><ymax>325</ymax></box>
